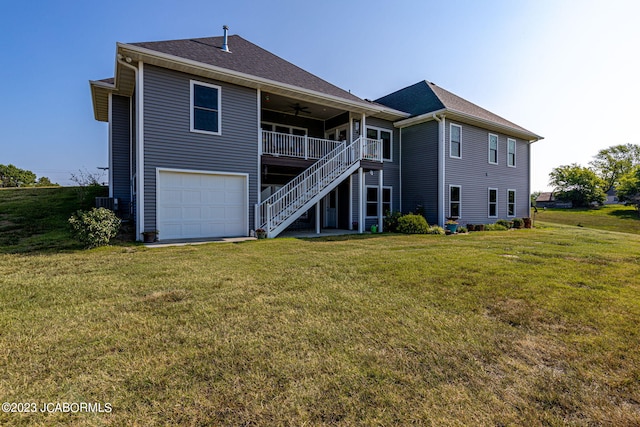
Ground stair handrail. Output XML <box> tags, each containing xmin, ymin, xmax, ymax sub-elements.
<box><xmin>258</xmin><ymin>136</ymin><xmax>381</xmax><ymax>234</ymax></box>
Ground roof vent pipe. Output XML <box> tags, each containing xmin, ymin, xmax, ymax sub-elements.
<box><xmin>221</xmin><ymin>25</ymin><xmax>230</xmax><ymax>52</ymax></box>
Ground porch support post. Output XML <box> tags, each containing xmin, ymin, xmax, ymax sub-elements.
<box><xmin>358</xmin><ymin>167</ymin><xmax>364</xmax><ymax>233</ymax></box>
<box><xmin>315</xmin><ymin>201</ymin><xmax>321</xmax><ymax>234</ymax></box>
<box><xmin>349</xmin><ymin>174</ymin><xmax>353</xmax><ymax>230</ymax></box>
<box><xmin>378</xmin><ymin>169</ymin><xmax>384</xmax><ymax>233</ymax></box>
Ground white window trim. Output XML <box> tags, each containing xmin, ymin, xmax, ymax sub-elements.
<box><xmin>488</xmin><ymin>133</ymin><xmax>499</xmax><ymax>165</ymax></box>
<box><xmin>449</xmin><ymin>123</ymin><xmax>462</xmax><ymax>159</ymax></box>
<box><xmin>365</xmin><ymin>185</ymin><xmax>392</xmax><ymax>218</ymax></box>
<box><xmin>261</xmin><ymin>122</ymin><xmax>308</xmax><ymax>135</ymax></box>
<box><xmin>507</xmin><ymin>138</ymin><xmax>516</xmax><ymax>168</ymax></box>
<box><xmin>190</xmin><ymin>80</ymin><xmax>222</xmax><ymax>136</ymax></box>
<box><xmin>449</xmin><ymin>184</ymin><xmax>462</xmax><ymax>218</ymax></box>
<box><xmin>507</xmin><ymin>189</ymin><xmax>516</xmax><ymax>217</ymax></box>
<box><xmin>488</xmin><ymin>187</ymin><xmax>498</xmax><ymax>218</ymax></box>
<box><xmin>366</xmin><ymin>126</ymin><xmax>393</xmax><ymax>162</ymax></box>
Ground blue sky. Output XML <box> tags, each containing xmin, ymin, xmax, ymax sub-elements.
<box><xmin>1</xmin><ymin>0</ymin><xmax>639</xmax><ymax>190</ymax></box>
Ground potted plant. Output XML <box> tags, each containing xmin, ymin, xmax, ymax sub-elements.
<box><xmin>255</xmin><ymin>228</ymin><xmax>267</xmax><ymax>239</ymax></box>
<box><xmin>142</xmin><ymin>230</ymin><xmax>158</xmax><ymax>243</ymax></box>
<box><xmin>445</xmin><ymin>219</ymin><xmax>459</xmax><ymax>234</ymax></box>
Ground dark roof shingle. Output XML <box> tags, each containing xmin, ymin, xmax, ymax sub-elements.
<box><xmin>375</xmin><ymin>80</ymin><xmax>538</xmax><ymax>137</ymax></box>
<box><xmin>130</xmin><ymin>35</ymin><xmax>363</xmax><ymax>103</ymax></box>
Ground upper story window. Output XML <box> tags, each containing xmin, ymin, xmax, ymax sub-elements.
<box><xmin>488</xmin><ymin>188</ymin><xmax>498</xmax><ymax>218</ymax></box>
<box><xmin>262</xmin><ymin>122</ymin><xmax>307</xmax><ymax>136</ymax></box>
<box><xmin>450</xmin><ymin>124</ymin><xmax>462</xmax><ymax>158</ymax></box>
<box><xmin>191</xmin><ymin>81</ymin><xmax>221</xmax><ymax>135</ymax></box>
<box><xmin>488</xmin><ymin>134</ymin><xmax>498</xmax><ymax>164</ymax></box>
<box><xmin>366</xmin><ymin>127</ymin><xmax>392</xmax><ymax>161</ymax></box>
<box><xmin>507</xmin><ymin>138</ymin><xmax>516</xmax><ymax>167</ymax></box>
<box><xmin>450</xmin><ymin>185</ymin><xmax>461</xmax><ymax>218</ymax></box>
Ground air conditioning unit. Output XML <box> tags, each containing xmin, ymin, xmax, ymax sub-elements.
<box><xmin>95</xmin><ymin>197</ymin><xmax>118</xmax><ymax>211</ymax></box>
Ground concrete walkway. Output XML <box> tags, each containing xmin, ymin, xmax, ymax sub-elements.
<box><xmin>144</xmin><ymin>229</ymin><xmax>362</xmax><ymax>247</ymax></box>
<box><xmin>144</xmin><ymin>236</ymin><xmax>256</xmax><ymax>248</ymax></box>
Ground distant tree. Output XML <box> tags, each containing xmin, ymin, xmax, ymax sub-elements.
<box><xmin>616</xmin><ymin>166</ymin><xmax>640</xmax><ymax>213</ymax></box>
<box><xmin>549</xmin><ymin>164</ymin><xmax>606</xmax><ymax>207</ymax></box>
<box><xmin>34</xmin><ymin>176</ymin><xmax>59</xmax><ymax>187</ymax></box>
<box><xmin>0</xmin><ymin>164</ymin><xmax>36</xmax><ymax>187</ymax></box>
<box><xmin>589</xmin><ymin>143</ymin><xmax>640</xmax><ymax>193</ymax></box>
<box><xmin>530</xmin><ymin>191</ymin><xmax>541</xmax><ymax>207</ymax></box>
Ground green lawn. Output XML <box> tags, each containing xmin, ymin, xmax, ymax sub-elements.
<box><xmin>0</xmin><ymin>186</ymin><xmax>107</xmax><ymax>253</ymax></box>
<box><xmin>535</xmin><ymin>204</ymin><xmax>640</xmax><ymax>234</ymax></box>
<box><xmin>1</xmin><ymin>226</ymin><xmax>639</xmax><ymax>425</ymax></box>
<box><xmin>1</xmin><ymin>189</ymin><xmax>639</xmax><ymax>425</ymax></box>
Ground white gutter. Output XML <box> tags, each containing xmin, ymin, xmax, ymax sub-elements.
<box><xmin>117</xmin><ymin>43</ymin><xmax>410</xmax><ymax>120</ymax></box>
<box><xmin>395</xmin><ymin>108</ymin><xmax>542</xmax><ymax>142</ymax></box>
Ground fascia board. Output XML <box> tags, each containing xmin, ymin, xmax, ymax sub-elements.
<box><xmin>116</xmin><ymin>43</ymin><xmax>409</xmax><ymax>120</ymax></box>
<box><xmin>395</xmin><ymin>108</ymin><xmax>542</xmax><ymax>142</ymax></box>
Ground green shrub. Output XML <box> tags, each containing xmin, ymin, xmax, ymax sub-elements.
<box><xmin>68</xmin><ymin>207</ymin><xmax>121</xmax><ymax>248</ymax></box>
<box><xmin>384</xmin><ymin>210</ymin><xmax>403</xmax><ymax>233</ymax></box>
<box><xmin>485</xmin><ymin>223</ymin><xmax>508</xmax><ymax>231</ymax></box>
<box><xmin>427</xmin><ymin>225</ymin><xmax>445</xmax><ymax>235</ymax></box>
<box><xmin>397</xmin><ymin>213</ymin><xmax>429</xmax><ymax>234</ymax></box>
<box><xmin>496</xmin><ymin>219</ymin><xmax>512</xmax><ymax>229</ymax></box>
<box><xmin>512</xmin><ymin>218</ymin><xmax>524</xmax><ymax>229</ymax></box>
<box><xmin>457</xmin><ymin>226</ymin><xmax>468</xmax><ymax>234</ymax></box>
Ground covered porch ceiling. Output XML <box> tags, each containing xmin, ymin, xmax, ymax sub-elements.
<box><xmin>261</xmin><ymin>92</ymin><xmax>345</xmax><ymax>121</ymax></box>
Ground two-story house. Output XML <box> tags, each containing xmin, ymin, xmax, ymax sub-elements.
<box><xmin>90</xmin><ymin>27</ymin><xmax>542</xmax><ymax>241</ymax></box>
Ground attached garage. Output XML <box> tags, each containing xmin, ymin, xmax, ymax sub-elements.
<box><xmin>157</xmin><ymin>169</ymin><xmax>248</xmax><ymax>240</ymax></box>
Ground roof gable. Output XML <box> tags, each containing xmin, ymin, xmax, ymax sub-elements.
<box><xmin>375</xmin><ymin>80</ymin><xmax>540</xmax><ymax>139</ymax></box>
<box><xmin>130</xmin><ymin>35</ymin><xmax>364</xmax><ymax>103</ymax></box>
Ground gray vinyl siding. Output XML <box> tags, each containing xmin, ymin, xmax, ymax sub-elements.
<box><xmin>351</xmin><ymin>117</ymin><xmax>401</xmax><ymax>228</ymax></box>
<box><xmin>142</xmin><ymin>64</ymin><xmax>259</xmax><ymax>233</ymax></box>
<box><xmin>111</xmin><ymin>95</ymin><xmax>131</xmax><ymax>204</ymax></box>
<box><xmin>444</xmin><ymin>120</ymin><xmax>531</xmax><ymax>224</ymax></box>
<box><xmin>400</xmin><ymin>120</ymin><xmax>439</xmax><ymax>224</ymax></box>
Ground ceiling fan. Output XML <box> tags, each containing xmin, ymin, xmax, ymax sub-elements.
<box><xmin>289</xmin><ymin>103</ymin><xmax>311</xmax><ymax>116</ymax></box>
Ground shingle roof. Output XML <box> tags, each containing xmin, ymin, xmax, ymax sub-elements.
<box><xmin>375</xmin><ymin>80</ymin><xmax>538</xmax><ymax>138</ymax></box>
<box><xmin>130</xmin><ymin>35</ymin><xmax>364</xmax><ymax>103</ymax></box>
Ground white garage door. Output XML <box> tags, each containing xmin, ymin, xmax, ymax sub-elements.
<box><xmin>157</xmin><ymin>170</ymin><xmax>247</xmax><ymax>240</ymax></box>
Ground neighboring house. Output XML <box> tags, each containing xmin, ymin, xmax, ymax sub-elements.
<box><xmin>605</xmin><ymin>188</ymin><xmax>621</xmax><ymax>205</ymax></box>
<box><xmin>535</xmin><ymin>192</ymin><xmax>573</xmax><ymax>209</ymax></box>
<box><xmin>90</xmin><ymin>28</ymin><xmax>542</xmax><ymax>241</ymax></box>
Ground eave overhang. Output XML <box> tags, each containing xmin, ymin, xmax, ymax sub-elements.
<box><xmin>90</xmin><ymin>42</ymin><xmax>410</xmax><ymax>123</ymax></box>
<box><xmin>394</xmin><ymin>108</ymin><xmax>543</xmax><ymax>142</ymax></box>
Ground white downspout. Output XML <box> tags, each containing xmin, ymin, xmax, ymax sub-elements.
<box><xmin>117</xmin><ymin>55</ymin><xmax>143</xmax><ymax>240</ymax></box>
<box><xmin>432</xmin><ymin>113</ymin><xmax>446</xmax><ymax>227</ymax></box>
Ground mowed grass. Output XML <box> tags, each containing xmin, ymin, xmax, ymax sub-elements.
<box><xmin>1</xmin><ymin>227</ymin><xmax>639</xmax><ymax>425</ymax></box>
<box><xmin>536</xmin><ymin>204</ymin><xmax>640</xmax><ymax>235</ymax></box>
<box><xmin>0</xmin><ymin>186</ymin><xmax>107</xmax><ymax>253</ymax></box>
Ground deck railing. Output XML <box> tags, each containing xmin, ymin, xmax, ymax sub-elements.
<box><xmin>262</xmin><ymin>131</ymin><xmax>344</xmax><ymax>160</ymax></box>
<box><xmin>257</xmin><ymin>136</ymin><xmax>382</xmax><ymax>236</ymax></box>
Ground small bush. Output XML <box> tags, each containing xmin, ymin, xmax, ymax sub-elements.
<box><xmin>427</xmin><ymin>225</ymin><xmax>445</xmax><ymax>235</ymax></box>
<box><xmin>397</xmin><ymin>213</ymin><xmax>429</xmax><ymax>234</ymax></box>
<box><xmin>384</xmin><ymin>210</ymin><xmax>403</xmax><ymax>233</ymax></box>
<box><xmin>512</xmin><ymin>218</ymin><xmax>524</xmax><ymax>229</ymax></box>
<box><xmin>69</xmin><ymin>207</ymin><xmax>121</xmax><ymax>248</ymax></box>
<box><xmin>485</xmin><ymin>223</ymin><xmax>508</xmax><ymax>231</ymax></box>
<box><xmin>496</xmin><ymin>219</ymin><xmax>512</xmax><ymax>229</ymax></box>
<box><xmin>457</xmin><ymin>226</ymin><xmax>468</xmax><ymax>234</ymax></box>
